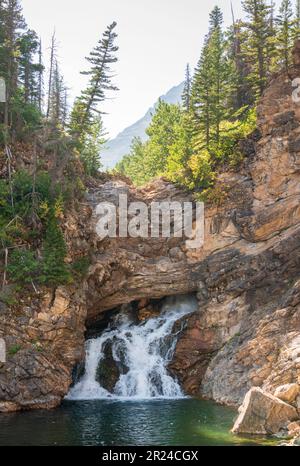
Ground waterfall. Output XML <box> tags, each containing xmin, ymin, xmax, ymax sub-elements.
<box><xmin>67</xmin><ymin>295</ymin><xmax>197</xmax><ymax>400</ymax></box>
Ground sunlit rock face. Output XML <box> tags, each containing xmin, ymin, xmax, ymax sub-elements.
<box><xmin>1</xmin><ymin>46</ymin><xmax>300</xmax><ymax>412</ymax></box>
<box><xmin>170</xmin><ymin>51</ymin><xmax>300</xmax><ymax>405</ymax></box>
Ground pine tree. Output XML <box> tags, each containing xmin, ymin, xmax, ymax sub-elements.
<box><xmin>71</xmin><ymin>22</ymin><xmax>119</xmax><ymax>137</ymax></box>
<box><xmin>18</xmin><ymin>29</ymin><xmax>41</xmax><ymax>104</ymax></box>
<box><xmin>69</xmin><ymin>22</ymin><xmax>118</xmax><ymax>174</ymax></box>
<box><xmin>41</xmin><ymin>214</ymin><xmax>71</xmax><ymax>287</ymax></box>
<box><xmin>0</xmin><ymin>1</ymin><xmax>43</xmax><ymax>141</ymax></box>
<box><xmin>182</xmin><ymin>64</ymin><xmax>191</xmax><ymax>112</ymax></box>
<box><xmin>191</xmin><ymin>39</ymin><xmax>211</xmax><ymax>148</ymax></box>
<box><xmin>191</xmin><ymin>6</ymin><xmax>231</xmax><ymax>149</ymax></box>
<box><xmin>241</xmin><ymin>0</ymin><xmax>273</xmax><ymax>97</ymax></box>
<box><xmin>0</xmin><ymin>0</ymin><xmax>7</xmax><ymax>130</ymax></box>
<box><xmin>0</xmin><ymin>1</ymin><xmax>6</xmax><ymax>78</ymax></box>
<box><xmin>46</xmin><ymin>31</ymin><xmax>57</xmax><ymax>119</ymax></box>
<box><xmin>275</xmin><ymin>0</ymin><xmax>294</xmax><ymax>70</ymax></box>
<box><xmin>209</xmin><ymin>6</ymin><xmax>226</xmax><ymax>144</ymax></box>
<box><xmin>1</xmin><ymin>0</ymin><xmax>26</xmax><ymax>132</ymax></box>
<box><xmin>227</xmin><ymin>19</ymin><xmax>254</xmax><ymax>109</ymax></box>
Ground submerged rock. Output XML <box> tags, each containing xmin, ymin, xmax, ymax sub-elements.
<box><xmin>95</xmin><ymin>341</ymin><xmax>123</xmax><ymax>393</ymax></box>
<box><xmin>232</xmin><ymin>387</ymin><xmax>298</xmax><ymax>435</ymax></box>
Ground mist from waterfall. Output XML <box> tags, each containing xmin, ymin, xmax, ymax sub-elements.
<box><xmin>67</xmin><ymin>295</ymin><xmax>198</xmax><ymax>400</ymax></box>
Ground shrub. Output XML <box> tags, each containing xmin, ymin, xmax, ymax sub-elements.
<box><xmin>8</xmin><ymin>344</ymin><xmax>22</xmax><ymax>356</ymax></box>
<box><xmin>7</xmin><ymin>249</ymin><xmax>40</xmax><ymax>285</ymax></box>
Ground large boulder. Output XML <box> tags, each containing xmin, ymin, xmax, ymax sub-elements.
<box><xmin>274</xmin><ymin>384</ymin><xmax>300</xmax><ymax>405</ymax></box>
<box><xmin>232</xmin><ymin>387</ymin><xmax>298</xmax><ymax>435</ymax></box>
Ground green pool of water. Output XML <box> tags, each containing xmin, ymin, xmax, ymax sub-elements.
<box><xmin>0</xmin><ymin>398</ymin><xmax>280</xmax><ymax>446</ymax></box>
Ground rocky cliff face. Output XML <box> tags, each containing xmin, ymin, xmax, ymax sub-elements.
<box><xmin>1</xmin><ymin>50</ymin><xmax>300</xmax><ymax>413</ymax></box>
<box><xmin>171</xmin><ymin>61</ymin><xmax>300</xmax><ymax>405</ymax></box>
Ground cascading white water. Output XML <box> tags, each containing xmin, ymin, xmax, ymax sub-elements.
<box><xmin>67</xmin><ymin>295</ymin><xmax>197</xmax><ymax>400</ymax></box>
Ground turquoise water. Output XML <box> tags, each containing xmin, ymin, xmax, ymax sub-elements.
<box><xmin>0</xmin><ymin>399</ymin><xmax>279</xmax><ymax>446</ymax></box>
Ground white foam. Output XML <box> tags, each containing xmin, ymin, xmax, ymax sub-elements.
<box><xmin>67</xmin><ymin>295</ymin><xmax>197</xmax><ymax>401</ymax></box>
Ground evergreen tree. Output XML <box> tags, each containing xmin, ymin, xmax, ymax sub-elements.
<box><xmin>208</xmin><ymin>6</ymin><xmax>227</xmax><ymax>144</ymax></box>
<box><xmin>7</xmin><ymin>249</ymin><xmax>39</xmax><ymax>286</ymax></box>
<box><xmin>116</xmin><ymin>102</ymin><xmax>184</xmax><ymax>185</ymax></box>
<box><xmin>209</xmin><ymin>4</ymin><xmax>223</xmax><ymax>28</ymax></box>
<box><xmin>182</xmin><ymin>63</ymin><xmax>191</xmax><ymax>112</ymax></box>
<box><xmin>1</xmin><ymin>0</ymin><xmax>26</xmax><ymax>132</ymax></box>
<box><xmin>0</xmin><ymin>1</ymin><xmax>6</xmax><ymax>78</ymax></box>
<box><xmin>69</xmin><ymin>22</ymin><xmax>118</xmax><ymax>174</ymax></box>
<box><xmin>191</xmin><ymin>37</ymin><xmax>212</xmax><ymax>149</ymax></box>
<box><xmin>227</xmin><ymin>19</ymin><xmax>254</xmax><ymax>109</ymax></box>
<box><xmin>191</xmin><ymin>6</ymin><xmax>231</xmax><ymax>150</ymax></box>
<box><xmin>144</xmin><ymin>100</ymin><xmax>183</xmax><ymax>176</ymax></box>
<box><xmin>275</xmin><ymin>0</ymin><xmax>294</xmax><ymax>70</ymax></box>
<box><xmin>41</xmin><ymin>214</ymin><xmax>71</xmax><ymax>287</ymax></box>
<box><xmin>241</xmin><ymin>0</ymin><xmax>273</xmax><ymax>97</ymax></box>
<box><xmin>71</xmin><ymin>22</ymin><xmax>118</xmax><ymax>137</ymax></box>
<box><xmin>18</xmin><ymin>29</ymin><xmax>42</xmax><ymax>104</ymax></box>
<box><xmin>116</xmin><ymin>137</ymin><xmax>147</xmax><ymax>185</ymax></box>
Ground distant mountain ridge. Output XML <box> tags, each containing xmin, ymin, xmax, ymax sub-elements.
<box><xmin>101</xmin><ymin>82</ymin><xmax>184</xmax><ymax>169</ymax></box>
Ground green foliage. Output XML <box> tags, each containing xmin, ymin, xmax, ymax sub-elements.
<box><xmin>116</xmin><ymin>137</ymin><xmax>148</xmax><ymax>186</ymax></box>
<box><xmin>7</xmin><ymin>249</ymin><xmax>39</xmax><ymax>285</ymax></box>
<box><xmin>191</xmin><ymin>6</ymin><xmax>233</xmax><ymax>148</ymax></box>
<box><xmin>117</xmin><ymin>100</ymin><xmax>256</xmax><ymax>192</ymax></box>
<box><xmin>275</xmin><ymin>0</ymin><xmax>295</xmax><ymax>69</ymax></box>
<box><xmin>241</xmin><ymin>0</ymin><xmax>274</xmax><ymax>97</ymax></box>
<box><xmin>184</xmin><ymin>149</ymin><xmax>215</xmax><ymax>190</ymax></box>
<box><xmin>116</xmin><ymin>3</ymin><xmax>266</xmax><ymax>196</ymax></box>
<box><xmin>0</xmin><ymin>170</ymin><xmax>52</xmax><ymax>233</ymax></box>
<box><xmin>8</xmin><ymin>344</ymin><xmax>21</xmax><ymax>356</ymax></box>
<box><xmin>210</xmin><ymin>108</ymin><xmax>257</xmax><ymax>164</ymax></box>
<box><xmin>116</xmin><ymin>102</ymin><xmax>186</xmax><ymax>186</ymax></box>
<box><xmin>71</xmin><ymin>256</ymin><xmax>90</xmax><ymax>279</ymax></box>
<box><xmin>0</xmin><ymin>169</ymin><xmax>72</xmax><ymax>288</ymax></box>
<box><xmin>182</xmin><ymin>64</ymin><xmax>191</xmax><ymax>112</ymax></box>
<box><xmin>0</xmin><ymin>0</ymin><xmax>43</xmax><ymax>142</ymax></box>
<box><xmin>78</xmin><ymin>116</ymin><xmax>105</xmax><ymax>176</ymax></box>
<box><xmin>40</xmin><ymin>214</ymin><xmax>72</xmax><ymax>287</ymax></box>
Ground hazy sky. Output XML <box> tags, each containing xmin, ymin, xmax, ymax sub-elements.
<box><xmin>22</xmin><ymin>0</ymin><xmax>282</xmax><ymax>139</ymax></box>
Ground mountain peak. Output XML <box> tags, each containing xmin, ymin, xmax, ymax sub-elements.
<box><xmin>101</xmin><ymin>82</ymin><xmax>184</xmax><ymax>169</ymax></box>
